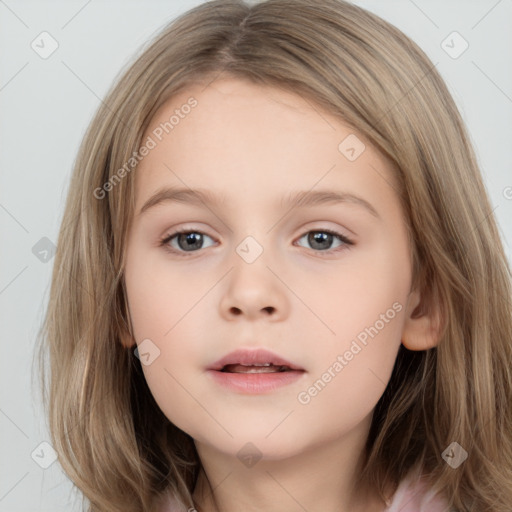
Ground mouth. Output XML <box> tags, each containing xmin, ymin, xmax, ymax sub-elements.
<box><xmin>208</xmin><ymin>348</ymin><xmax>305</xmax><ymax>373</ymax></box>
<box><xmin>220</xmin><ymin>363</ymin><xmax>297</xmax><ymax>374</ymax></box>
<box><xmin>207</xmin><ymin>350</ymin><xmax>306</xmax><ymax>394</ymax></box>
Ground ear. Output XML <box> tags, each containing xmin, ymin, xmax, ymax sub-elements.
<box><xmin>118</xmin><ymin>312</ymin><xmax>136</xmax><ymax>348</ymax></box>
<box><xmin>119</xmin><ymin>329</ymin><xmax>136</xmax><ymax>349</ymax></box>
<box><xmin>401</xmin><ymin>288</ymin><xmax>443</xmax><ymax>351</ymax></box>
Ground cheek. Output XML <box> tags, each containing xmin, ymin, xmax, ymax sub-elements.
<box><xmin>309</xmin><ymin>240</ymin><xmax>409</xmax><ymax>345</ymax></box>
<box><xmin>124</xmin><ymin>243</ymin><xmax>207</xmax><ymax>342</ymax></box>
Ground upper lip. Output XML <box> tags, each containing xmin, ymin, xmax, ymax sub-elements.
<box><xmin>208</xmin><ymin>348</ymin><xmax>305</xmax><ymax>371</ymax></box>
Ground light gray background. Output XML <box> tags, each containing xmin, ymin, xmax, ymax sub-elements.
<box><xmin>1</xmin><ymin>0</ymin><xmax>511</xmax><ymax>510</ymax></box>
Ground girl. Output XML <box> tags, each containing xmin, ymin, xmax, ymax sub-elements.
<box><xmin>36</xmin><ymin>0</ymin><xmax>512</xmax><ymax>511</ymax></box>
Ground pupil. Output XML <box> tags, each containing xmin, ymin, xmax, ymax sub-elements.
<box><xmin>309</xmin><ymin>231</ymin><xmax>332</xmax><ymax>250</ymax></box>
<box><xmin>178</xmin><ymin>232</ymin><xmax>202</xmax><ymax>251</ymax></box>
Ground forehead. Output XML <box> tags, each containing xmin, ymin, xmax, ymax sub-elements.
<box><xmin>159</xmin><ymin>76</ymin><xmax>320</xmax><ymax>123</ymax></box>
<box><xmin>143</xmin><ymin>77</ymin><xmax>338</xmax><ymax>154</ymax></box>
<box><xmin>134</xmin><ymin>77</ymin><xmax>400</xmax><ymax>215</ymax></box>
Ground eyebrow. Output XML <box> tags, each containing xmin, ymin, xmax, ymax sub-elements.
<box><xmin>138</xmin><ymin>186</ymin><xmax>380</xmax><ymax>219</ymax></box>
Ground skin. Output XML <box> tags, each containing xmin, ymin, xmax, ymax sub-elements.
<box><xmin>121</xmin><ymin>77</ymin><xmax>440</xmax><ymax>512</ymax></box>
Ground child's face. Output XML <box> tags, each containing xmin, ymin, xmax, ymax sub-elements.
<box><xmin>123</xmin><ymin>77</ymin><xmax>416</xmax><ymax>462</ymax></box>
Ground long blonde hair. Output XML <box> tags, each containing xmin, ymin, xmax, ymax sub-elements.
<box><xmin>35</xmin><ymin>0</ymin><xmax>512</xmax><ymax>510</ymax></box>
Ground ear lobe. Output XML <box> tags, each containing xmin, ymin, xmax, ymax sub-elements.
<box><xmin>117</xmin><ymin>311</ymin><xmax>136</xmax><ymax>349</ymax></box>
<box><xmin>119</xmin><ymin>330</ymin><xmax>136</xmax><ymax>349</ymax></box>
<box><xmin>401</xmin><ymin>288</ymin><xmax>443</xmax><ymax>351</ymax></box>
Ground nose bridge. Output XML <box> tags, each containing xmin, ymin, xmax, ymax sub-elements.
<box><xmin>230</xmin><ymin>232</ymin><xmax>274</xmax><ymax>291</ymax></box>
<box><xmin>234</xmin><ymin>233</ymin><xmax>267</xmax><ymax>266</ymax></box>
<box><xmin>232</xmin><ymin>193</ymin><xmax>288</xmax><ymax>253</ymax></box>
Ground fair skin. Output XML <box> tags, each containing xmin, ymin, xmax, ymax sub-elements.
<box><xmin>121</xmin><ymin>77</ymin><xmax>440</xmax><ymax>512</ymax></box>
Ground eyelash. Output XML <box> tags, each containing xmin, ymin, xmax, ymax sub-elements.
<box><xmin>158</xmin><ymin>227</ymin><xmax>354</xmax><ymax>258</ymax></box>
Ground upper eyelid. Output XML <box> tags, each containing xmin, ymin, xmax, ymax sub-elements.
<box><xmin>162</xmin><ymin>225</ymin><xmax>351</xmax><ymax>237</ymax></box>
<box><xmin>161</xmin><ymin>226</ymin><xmax>354</xmax><ymax>245</ymax></box>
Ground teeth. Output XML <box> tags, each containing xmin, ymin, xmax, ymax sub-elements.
<box><xmin>222</xmin><ymin>363</ymin><xmax>289</xmax><ymax>373</ymax></box>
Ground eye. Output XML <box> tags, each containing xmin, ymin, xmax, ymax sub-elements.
<box><xmin>295</xmin><ymin>229</ymin><xmax>354</xmax><ymax>255</ymax></box>
<box><xmin>159</xmin><ymin>229</ymin><xmax>216</xmax><ymax>256</ymax></box>
<box><xmin>159</xmin><ymin>228</ymin><xmax>354</xmax><ymax>257</ymax></box>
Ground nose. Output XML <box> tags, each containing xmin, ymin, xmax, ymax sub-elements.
<box><xmin>219</xmin><ymin>263</ymin><xmax>289</xmax><ymax>322</ymax></box>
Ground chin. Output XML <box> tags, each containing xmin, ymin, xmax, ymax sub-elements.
<box><xmin>194</xmin><ymin>426</ymin><xmax>311</xmax><ymax>464</ymax></box>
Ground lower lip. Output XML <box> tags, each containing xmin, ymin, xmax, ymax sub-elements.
<box><xmin>207</xmin><ymin>369</ymin><xmax>306</xmax><ymax>394</ymax></box>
